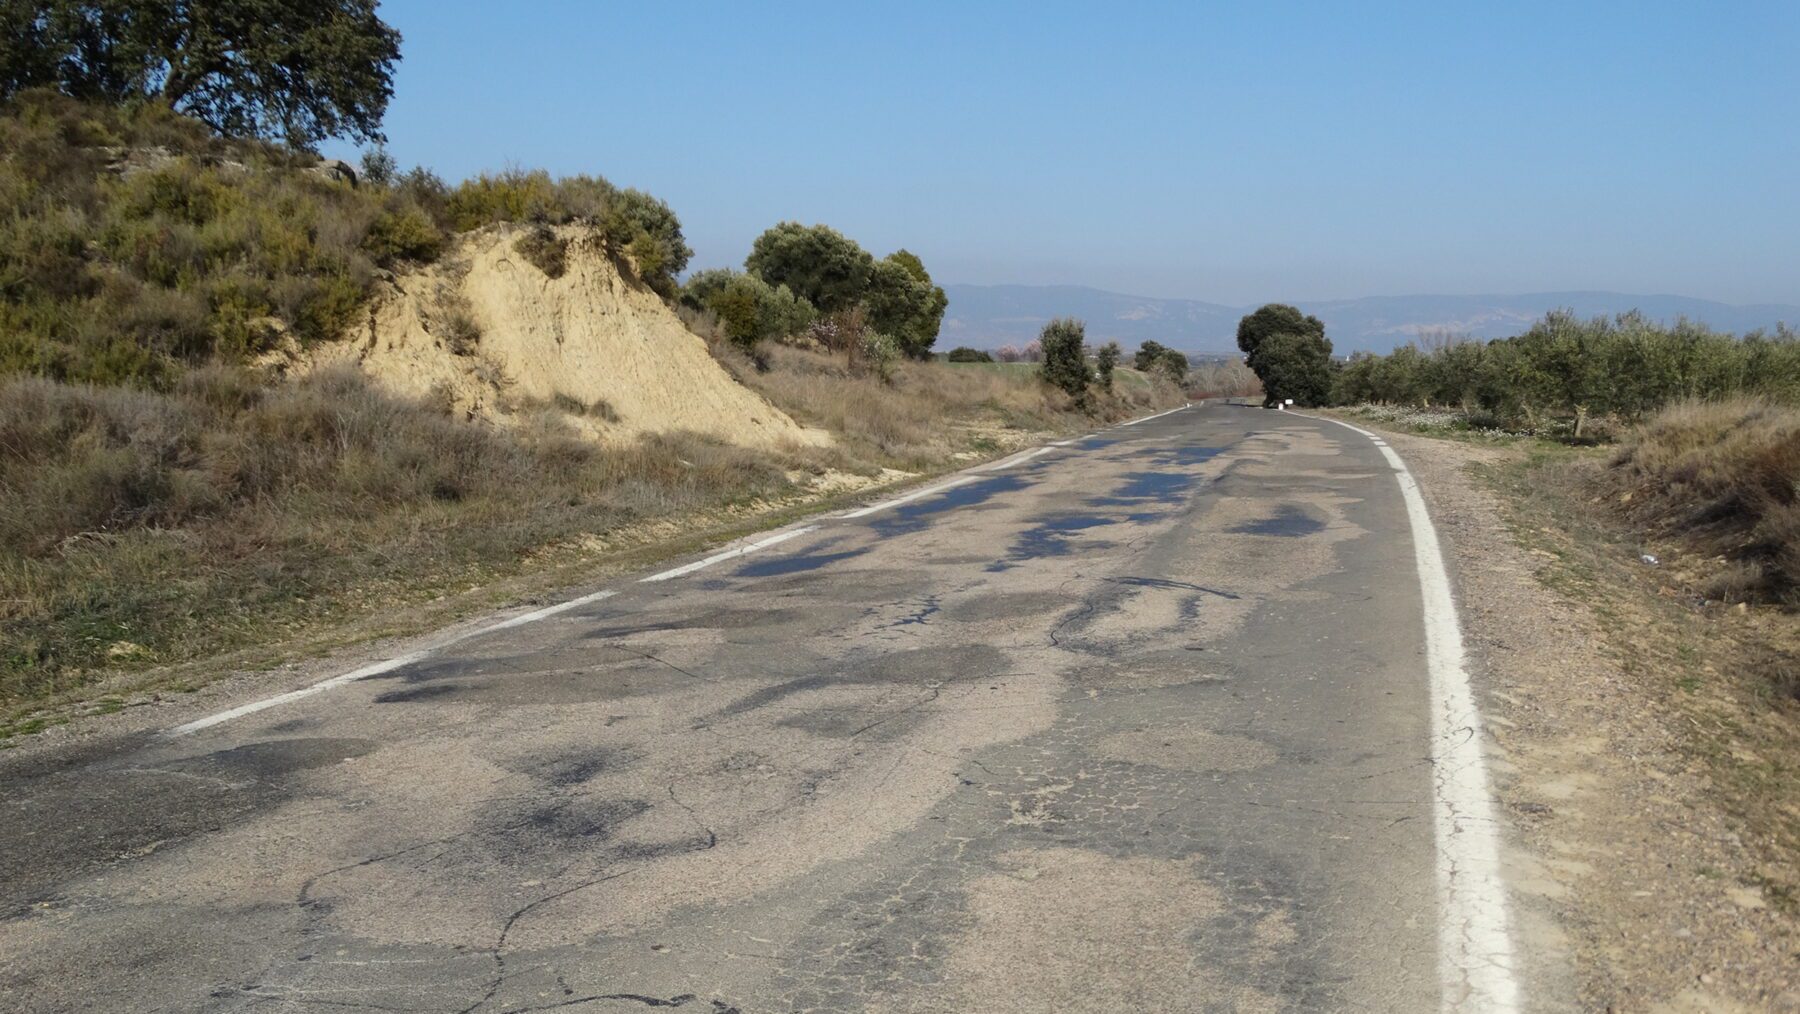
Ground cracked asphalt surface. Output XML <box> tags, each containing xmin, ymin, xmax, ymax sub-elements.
<box><xmin>1</xmin><ymin>406</ymin><xmax>1499</xmax><ymax>1012</ymax></box>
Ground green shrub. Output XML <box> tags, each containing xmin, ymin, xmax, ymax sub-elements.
<box><xmin>1134</xmin><ymin>339</ymin><xmax>1171</xmax><ymax>372</ymax></box>
<box><xmin>683</xmin><ymin>269</ymin><xmax>816</xmax><ymax>354</ymax></box>
<box><xmin>0</xmin><ymin>95</ymin><xmax>698</xmax><ymax>390</ymax></box>
<box><xmin>360</xmin><ymin>146</ymin><xmax>398</xmax><ymax>187</ymax></box>
<box><xmin>363</xmin><ymin>203</ymin><xmax>445</xmax><ymax>264</ymax></box>
<box><xmin>1094</xmin><ymin>342</ymin><xmax>1119</xmax><ymax>386</ymax></box>
<box><xmin>513</xmin><ymin>225</ymin><xmax>568</xmax><ymax>279</ymax></box>
<box><xmin>743</xmin><ymin>225</ymin><xmax>946</xmax><ymax>359</ymax></box>
<box><xmin>1156</xmin><ymin>348</ymin><xmax>1190</xmax><ymax>385</ymax></box>
<box><xmin>598</xmin><ymin>187</ymin><xmax>691</xmax><ymax>294</ymax></box>
<box><xmin>0</xmin><ymin>95</ymin><xmax>404</xmax><ymax>384</ymax></box>
<box><xmin>445</xmin><ymin>169</ymin><xmax>563</xmax><ymax>230</ymax></box>
<box><xmin>1039</xmin><ymin>318</ymin><xmax>1092</xmax><ymax>401</ymax></box>
<box><xmin>865</xmin><ymin>255</ymin><xmax>947</xmax><ymax>360</ymax></box>
<box><xmin>947</xmin><ymin>347</ymin><xmax>994</xmax><ymax>363</ymax></box>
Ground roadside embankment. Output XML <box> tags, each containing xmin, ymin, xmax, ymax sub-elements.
<box><xmin>0</xmin><ymin>351</ymin><xmax>1180</xmax><ymax>742</ymax></box>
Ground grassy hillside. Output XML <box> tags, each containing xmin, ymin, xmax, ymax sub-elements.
<box><xmin>0</xmin><ymin>90</ymin><xmax>685</xmax><ymax>389</ymax></box>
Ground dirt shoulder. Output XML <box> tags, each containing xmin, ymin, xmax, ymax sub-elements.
<box><xmin>1340</xmin><ymin>415</ymin><xmax>1799</xmax><ymax>1012</ymax></box>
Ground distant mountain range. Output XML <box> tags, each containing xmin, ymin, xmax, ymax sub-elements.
<box><xmin>940</xmin><ymin>285</ymin><xmax>1800</xmax><ymax>355</ymax></box>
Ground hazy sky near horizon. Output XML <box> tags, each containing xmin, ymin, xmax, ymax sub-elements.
<box><xmin>331</xmin><ymin>1</ymin><xmax>1800</xmax><ymax>306</ymax></box>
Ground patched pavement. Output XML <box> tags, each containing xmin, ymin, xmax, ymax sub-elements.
<box><xmin>1</xmin><ymin>406</ymin><xmax>1487</xmax><ymax>1012</ymax></box>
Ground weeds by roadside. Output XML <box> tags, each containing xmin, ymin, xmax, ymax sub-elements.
<box><xmin>1597</xmin><ymin>398</ymin><xmax>1800</xmax><ymax>612</ymax></box>
<box><xmin>0</xmin><ymin>367</ymin><xmax>800</xmax><ymax>725</ymax></box>
<box><xmin>725</xmin><ymin>344</ymin><xmax>1179</xmax><ymax>471</ymax></box>
<box><xmin>1476</xmin><ymin>445</ymin><xmax>1799</xmax><ymax>908</ymax></box>
<box><xmin>1333</xmin><ymin>403</ymin><xmax>1611</xmax><ymax>444</ymax></box>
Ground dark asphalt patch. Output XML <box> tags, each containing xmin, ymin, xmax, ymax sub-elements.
<box><xmin>0</xmin><ymin>737</ymin><xmax>375</xmax><ymax>913</ymax></box>
<box><xmin>1106</xmin><ymin>576</ymin><xmax>1240</xmax><ymax>599</ymax></box>
<box><xmin>520</xmin><ymin>798</ymin><xmax>651</xmax><ymax>840</ymax></box>
<box><xmin>887</xmin><ymin>595</ymin><xmax>941</xmax><ymax>627</ymax></box>
<box><xmin>734</xmin><ymin>546</ymin><xmax>868</xmax><ymax>578</ymax></box>
<box><xmin>869</xmin><ymin>474</ymin><xmax>1030</xmax><ymax>537</ymax></box>
<box><xmin>579</xmin><ymin>607</ymin><xmax>810</xmax><ymax>641</ymax></box>
<box><xmin>373</xmin><ymin>657</ymin><xmax>507</xmax><ymax>685</ymax></box>
<box><xmin>1104</xmin><ymin>471</ymin><xmax>1193</xmax><ymax>503</ymax></box>
<box><xmin>510</xmin><ymin>747</ymin><xmax>622</xmax><ymax>786</ymax></box>
<box><xmin>1229</xmin><ymin>505</ymin><xmax>1325</xmax><ymax>537</ymax></box>
<box><xmin>988</xmin><ymin>514</ymin><xmax>1118</xmax><ymax>570</ymax></box>
<box><xmin>848</xmin><ymin>644</ymin><xmax>1012</xmax><ymax>684</ymax></box>
<box><xmin>710</xmin><ymin>673</ymin><xmax>842</xmax><ymax>720</ymax></box>
<box><xmin>374</xmin><ymin>664</ymin><xmax>696</xmax><ymax>706</ymax></box>
<box><xmin>776</xmin><ymin>705</ymin><xmax>924</xmax><ymax>742</ymax></box>
<box><xmin>709</xmin><ymin>645</ymin><xmax>1012</xmax><ymax>719</ymax></box>
<box><xmin>169</xmin><ymin>737</ymin><xmax>377</xmax><ymax>779</ymax></box>
<box><xmin>1146</xmin><ymin>444</ymin><xmax>1228</xmax><ymax>467</ymax></box>
<box><xmin>373</xmin><ymin>683</ymin><xmax>461</xmax><ymax>704</ymax></box>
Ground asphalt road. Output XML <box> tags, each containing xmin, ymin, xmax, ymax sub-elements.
<box><xmin>0</xmin><ymin>405</ymin><xmax>1534</xmax><ymax>1012</ymax></box>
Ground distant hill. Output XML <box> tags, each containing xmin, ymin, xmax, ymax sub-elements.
<box><xmin>941</xmin><ymin>285</ymin><xmax>1800</xmax><ymax>355</ymax></box>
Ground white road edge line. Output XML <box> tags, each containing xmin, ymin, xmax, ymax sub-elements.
<box><xmin>169</xmin><ymin>653</ymin><xmax>427</xmax><ymax>736</ymax></box>
<box><xmin>837</xmin><ymin>476</ymin><xmax>979</xmax><ymax>519</ymax></box>
<box><xmin>167</xmin><ymin>588</ymin><xmax>624</xmax><ymax>737</ymax></box>
<box><xmin>1115</xmin><ymin>404</ymin><xmax>1187</xmax><ymax>428</ymax></box>
<box><xmin>465</xmin><ymin>588</ymin><xmax>618</xmax><ymax>637</ymax></box>
<box><xmin>980</xmin><ymin>446</ymin><xmax>1053</xmax><ymax>470</ymax></box>
<box><xmin>1304</xmin><ymin>412</ymin><xmax>1519</xmax><ymax>1013</ymax></box>
<box><xmin>173</xmin><ymin>526</ymin><xmax>832</xmax><ymax>734</ymax></box>
<box><xmin>640</xmin><ymin>525</ymin><xmax>821</xmax><ymax>582</ymax></box>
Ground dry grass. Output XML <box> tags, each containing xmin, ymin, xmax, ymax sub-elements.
<box><xmin>1480</xmin><ymin>443</ymin><xmax>1800</xmax><ymax>905</ymax></box>
<box><xmin>730</xmin><ymin>344</ymin><xmax>1181</xmax><ymax>470</ymax></box>
<box><xmin>1185</xmin><ymin>359</ymin><xmax>1262</xmax><ymax>400</ymax></box>
<box><xmin>0</xmin><ymin>367</ymin><xmax>801</xmax><ymax>713</ymax></box>
<box><xmin>1600</xmin><ymin>398</ymin><xmax>1800</xmax><ymax>610</ymax></box>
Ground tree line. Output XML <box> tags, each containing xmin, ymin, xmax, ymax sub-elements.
<box><xmin>1335</xmin><ymin>312</ymin><xmax>1800</xmax><ymax>434</ymax></box>
<box><xmin>1226</xmin><ymin>301</ymin><xmax>1800</xmax><ymax>434</ymax></box>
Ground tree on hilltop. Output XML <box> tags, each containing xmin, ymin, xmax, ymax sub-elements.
<box><xmin>745</xmin><ymin>223</ymin><xmax>875</xmax><ymax>315</ymax></box>
<box><xmin>745</xmin><ymin>224</ymin><xmax>945</xmax><ymax>359</ymax></box>
<box><xmin>3</xmin><ymin>0</ymin><xmax>402</xmax><ymax>148</ymax></box>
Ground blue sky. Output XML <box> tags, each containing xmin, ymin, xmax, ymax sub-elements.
<box><xmin>329</xmin><ymin>2</ymin><xmax>1800</xmax><ymax>305</ymax></box>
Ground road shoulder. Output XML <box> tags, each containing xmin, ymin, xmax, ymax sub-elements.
<box><xmin>1351</xmin><ymin>418</ymin><xmax>1799</xmax><ymax>1013</ymax></box>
